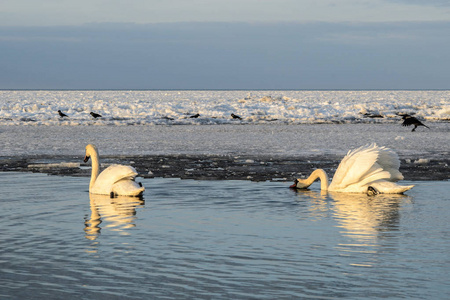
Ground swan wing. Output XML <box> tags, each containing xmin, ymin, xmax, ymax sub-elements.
<box><xmin>376</xmin><ymin>146</ymin><xmax>403</xmax><ymax>181</ymax></box>
<box><xmin>91</xmin><ymin>164</ymin><xmax>138</xmax><ymax>195</ymax></box>
<box><xmin>330</xmin><ymin>144</ymin><xmax>383</xmax><ymax>190</ymax></box>
<box><xmin>330</xmin><ymin>144</ymin><xmax>406</xmax><ymax>192</ymax></box>
<box><xmin>112</xmin><ymin>179</ymin><xmax>145</xmax><ymax>197</ymax></box>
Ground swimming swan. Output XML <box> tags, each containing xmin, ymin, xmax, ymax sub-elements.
<box><xmin>84</xmin><ymin>144</ymin><xmax>145</xmax><ymax>197</ymax></box>
<box><xmin>290</xmin><ymin>144</ymin><xmax>414</xmax><ymax>194</ymax></box>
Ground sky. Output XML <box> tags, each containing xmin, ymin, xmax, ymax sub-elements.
<box><xmin>0</xmin><ymin>0</ymin><xmax>449</xmax><ymax>89</ymax></box>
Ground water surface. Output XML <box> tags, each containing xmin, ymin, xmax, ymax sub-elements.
<box><xmin>0</xmin><ymin>173</ymin><xmax>449</xmax><ymax>299</ymax></box>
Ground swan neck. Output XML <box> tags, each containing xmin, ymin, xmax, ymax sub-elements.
<box><xmin>309</xmin><ymin>169</ymin><xmax>329</xmax><ymax>191</ymax></box>
<box><xmin>89</xmin><ymin>151</ymin><xmax>100</xmax><ymax>190</ymax></box>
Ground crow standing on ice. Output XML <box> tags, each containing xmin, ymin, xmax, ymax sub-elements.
<box><xmin>399</xmin><ymin>113</ymin><xmax>429</xmax><ymax>132</ymax></box>
<box><xmin>58</xmin><ymin>110</ymin><xmax>68</xmax><ymax>118</ymax></box>
<box><xmin>231</xmin><ymin>113</ymin><xmax>242</xmax><ymax>120</ymax></box>
<box><xmin>90</xmin><ymin>112</ymin><xmax>102</xmax><ymax>118</ymax></box>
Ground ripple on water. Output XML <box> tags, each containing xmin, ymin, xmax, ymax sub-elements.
<box><xmin>0</xmin><ymin>173</ymin><xmax>449</xmax><ymax>299</ymax></box>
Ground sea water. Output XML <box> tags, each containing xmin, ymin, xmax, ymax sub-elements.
<box><xmin>1</xmin><ymin>172</ymin><xmax>449</xmax><ymax>299</ymax></box>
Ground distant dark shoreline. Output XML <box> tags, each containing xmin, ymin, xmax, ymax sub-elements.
<box><xmin>1</xmin><ymin>154</ymin><xmax>448</xmax><ymax>181</ymax></box>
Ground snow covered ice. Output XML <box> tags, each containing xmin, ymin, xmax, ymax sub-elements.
<box><xmin>0</xmin><ymin>90</ymin><xmax>448</xmax><ymax>181</ymax></box>
<box><xmin>0</xmin><ymin>90</ymin><xmax>448</xmax><ymax>126</ymax></box>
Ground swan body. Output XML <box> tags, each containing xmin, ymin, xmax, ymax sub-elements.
<box><xmin>290</xmin><ymin>144</ymin><xmax>414</xmax><ymax>194</ymax></box>
<box><xmin>84</xmin><ymin>144</ymin><xmax>145</xmax><ymax>197</ymax></box>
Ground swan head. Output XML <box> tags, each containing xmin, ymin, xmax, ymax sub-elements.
<box><xmin>84</xmin><ymin>144</ymin><xmax>98</xmax><ymax>163</ymax></box>
<box><xmin>289</xmin><ymin>179</ymin><xmax>309</xmax><ymax>189</ymax></box>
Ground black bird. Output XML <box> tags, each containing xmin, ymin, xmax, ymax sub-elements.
<box><xmin>190</xmin><ymin>113</ymin><xmax>200</xmax><ymax>118</ymax></box>
<box><xmin>90</xmin><ymin>112</ymin><xmax>102</xmax><ymax>119</ymax></box>
<box><xmin>400</xmin><ymin>114</ymin><xmax>429</xmax><ymax>132</ymax></box>
<box><xmin>58</xmin><ymin>110</ymin><xmax>68</xmax><ymax>118</ymax></box>
<box><xmin>231</xmin><ymin>113</ymin><xmax>242</xmax><ymax>120</ymax></box>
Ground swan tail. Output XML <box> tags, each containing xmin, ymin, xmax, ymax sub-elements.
<box><xmin>370</xmin><ymin>182</ymin><xmax>414</xmax><ymax>194</ymax></box>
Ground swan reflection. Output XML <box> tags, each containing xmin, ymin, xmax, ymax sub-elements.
<box><xmin>329</xmin><ymin>192</ymin><xmax>410</xmax><ymax>243</ymax></box>
<box><xmin>293</xmin><ymin>188</ymin><xmax>411</xmax><ymax>243</ymax></box>
<box><xmin>84</xmin><ymin>193</ymin><xmax>145</xmax><ymax>240</ymax></box>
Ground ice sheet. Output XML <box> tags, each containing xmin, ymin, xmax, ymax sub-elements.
<box><xmin>1</xmin><ymin>123</ymin><xmax>448</xmax><ymax>159</ymax></box>
<box><xmin>1</xmin><ymin>90</ymin><xmax>448</xmax><ymax>163</ymax></box>
<box><xmin>1</xmin><ymin>90</ymin><xmax>448</xmax><ymax>126</ymax></box>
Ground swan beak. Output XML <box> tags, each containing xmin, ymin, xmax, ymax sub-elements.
<box><xmin>83</xmin><ymin>155</ymin><xmax>90</xmax><ymax>163</ymax></box>
<box><xmin>289</xmin><ymin>179</ymin><xmax>298</xmax><ymax>189</ymax></box>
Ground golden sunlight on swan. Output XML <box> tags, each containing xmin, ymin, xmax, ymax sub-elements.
<box><xmin>290</xmin><ymin>143</ymin><xmax>414</xmax><ymax>194</ymax></box>
<box><xmin>84</xmin><ymin>144</ymin><xmax>145</xmax><ymax>197</ymax></box>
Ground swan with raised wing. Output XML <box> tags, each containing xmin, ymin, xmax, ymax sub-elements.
<box><xmin>290</xmin><ymin>144</ymin><xmax>414</xmax><ymax>194</ymax></box>
<box><xmin>84</xmin><ymin>144</ymin><xmax>145</xmax><ymax>197</ymax></box>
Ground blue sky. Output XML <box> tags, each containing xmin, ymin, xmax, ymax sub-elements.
<box><xmin>1</xmin><ymin>0</ymin><xmax>449</xmax><ymax>89</ymax></box>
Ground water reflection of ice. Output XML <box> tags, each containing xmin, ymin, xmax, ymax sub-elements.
<box><xmin>84</xmin><ymin>194</ymin><xmax>145</xmax><ymax>240</ymax></box>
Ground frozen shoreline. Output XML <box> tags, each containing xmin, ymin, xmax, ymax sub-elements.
<box><xmin>1</xmin><ymin>124</ymin><xmax>448</xmax><ymax>181</ymax></box>
<box><xmin>1</xmin><ymin>90</ymin><xmax>448</xmax><ymax>126</ymax></box>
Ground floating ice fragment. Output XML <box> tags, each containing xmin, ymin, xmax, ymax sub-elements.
<box><xmin>414</xmin><ymin>159</ymin><xmax>429</xmax><ymax>164</ymax></box>
<box><xmin>27</xmin><ymin>162</ymin><xmax>80</xmax><ymax>168</ymax></box>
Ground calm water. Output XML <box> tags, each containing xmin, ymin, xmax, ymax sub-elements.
<box><xmin>0</xmin><ymin>172</ymin><xmax>449</xmax><ymax>299</ymax></box>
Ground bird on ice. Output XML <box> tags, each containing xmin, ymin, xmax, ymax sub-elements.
<box><xmin>231</xmin><ymin>113</ymin><xmax>242</xmax><ymax>120</ymax></box>
<box><xmin>398</xmin><ymin>113</ymin><xmax>429</xmax><ymax>132</ymax></box>
<box><xmin>90</xmin><ymin>112</ymin><xmax>102</xmax><ymax>119</ymax></box>
<box><xmin>58</xmin><ymin>110</ymin><xmax>68</xmax><ymax>118</ymax></box>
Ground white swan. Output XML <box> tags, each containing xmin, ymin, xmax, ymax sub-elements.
<box><xmin>84</xmin><ymin>144</ymin><xmax>145</xmax><ymax>197</ymax></box>
<box><xmin>290</xmin><ymin>144</ymin><xmax>414</xmax><ymax>194</ymax></box>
